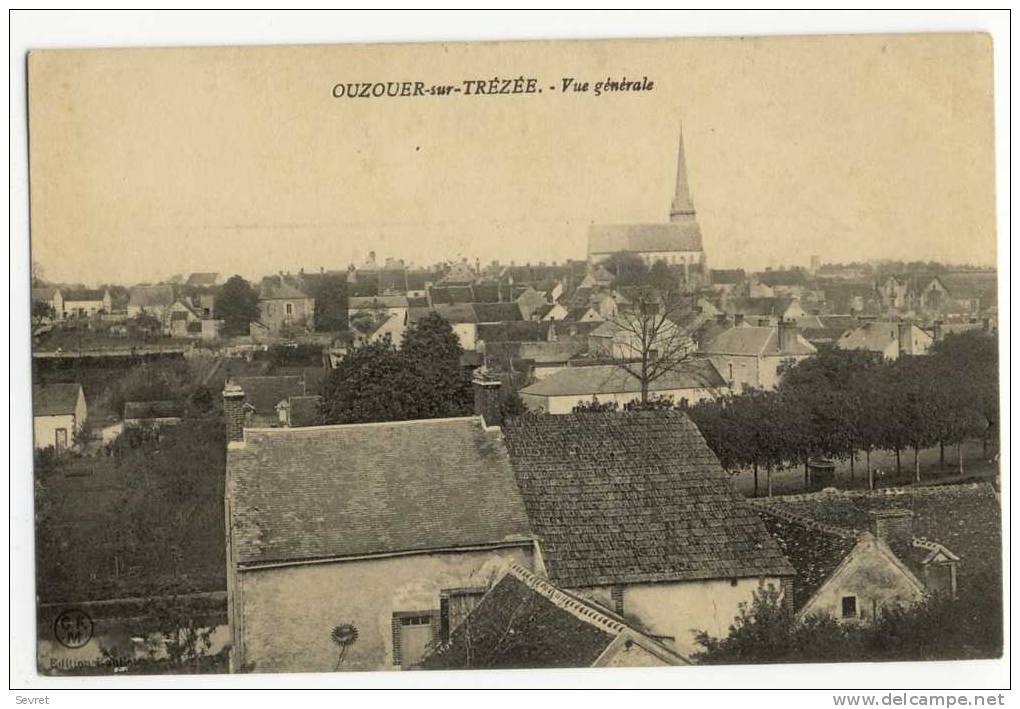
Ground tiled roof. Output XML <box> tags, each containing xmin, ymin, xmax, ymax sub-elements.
<box><xmin>472</xmin><ymin>303</ymin><xmax>522</xmax><ymax>323</ymax></box>
<box><xmin>430</xmin><ymin>303</ymin><xmax>478</xmax><ymax>324</ymax></box>
<box><xmin>502</xmin><ymin>411</ymin><xmax>795</xmax><ymax>587</ymax></box>
<box><xmin>484</xmin><ymin>339</ymin><xmax>588</xmax><ymax>366</ymax></box>
<box><xmin>724</xmin><ymin>296</ymin><xmax>798</xmax><ymax>318</ymax></box>
<box><xmin>423</xmin><ymin>562</ymin><xmax>687</xmax><ymax>670</ymax></box>
<box><xmin>123</xmin><ymin>400</ymin><xmax>184</xmax><ymax>420</ymax></box>
<box><xmin>227</xmin><ymin>417</ymin><xmax>533</xmax><ymax>565</ymax></box>
<box><xmin>185</xmin><ymin>272</ymin><xmax>219</xmax><ymax>286</ymax></box>
<box><xmin>588</xmin><ymin>223</ymin><xmax>703</xmax><ymax>255</ymax></box>
<box><xmin>701</xmin><ymin>326</ymin><xmax>816</xmax><ymax>356</ymax></box>
<box><xmin>428</xmin><ymin>285</ymin><xmax>476</xmax><ymax>305</ymax></box>
<box><xmin>33</xmin><ymin>383</ymin><xmax>82</xmax><ymax>417</ymax></box>
<box><xmin>749</xmin><ymin>484</ymin><xmax>1000</xmax><ymax>599</ymax></box>
<box><xmin>476</xmin><ymin>321</ymin><xmax>555</xmax><ymax>343</ymax></box>
<box><xmin>128</xmin><ymin>285</ymin><xmax>175</xmax><ymax>309</ymax></box>
<box><xmin>64</xmin><ymin>288</ymin><xmax>107</xmax><ymax>302</ymax></box>
<box><xmin>520</xmin><ymin>360</ymin><xmax>725</xmax><ymax>398</ymax></box>
<box><xmin>234</xmin><ymin>375</ymin><xmax>306</xmax><ymax>415</ymax></box>
<box><xmin>259</xmin><ymin>276</ymin><xmax>312</xmax><ymax>300</ymax></box>
<box><xmin>348</xmin><ymin>295</ymin><xmax>409</xmax><ymax>310</ymax></box>
<box><xmin>405</xmin><ymin>271</ymin><xmax>442</xmax><ymax>291</ymax></box>
<box><xmin>711</xmin><ymin>269</ymin><xmax>746</xmax><ymax>285</ymax></box>
<box><xmin>835</xmin><ymin>322</ymin><xmax>928</xmax><ymax>354</ymax></box>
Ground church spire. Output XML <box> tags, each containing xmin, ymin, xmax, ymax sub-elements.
<box><xmin>669</xmin><ymin>126</ymin><xmax>696</xmax><ymax>222</ymax></box>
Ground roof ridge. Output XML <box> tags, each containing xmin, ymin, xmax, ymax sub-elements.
<box><xmin>750</xmin><ymin>500</ymin><xmax>860</xmax><ymax>540</ymax></box>
<box><xmin>242</xmin><ymin>414</ymin><xmax>482</xmax><ymax>435</ymax></box>
<box><xmin>505</xmin><ymin>562</ymin><xmax>627</xmax><ymax>636</ymax></box>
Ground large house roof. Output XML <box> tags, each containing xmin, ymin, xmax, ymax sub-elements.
<box><xmin>835</xmin><ymin>322</ymin><xmax>929</xmax><ymax>354</ymax></box>
<box><xmin>227</xmin><ymin>417</ymin><xmax>533</xmax><ymax>566</ymax></box>
<box><xmin>128</xmin><ymin>284</ymin><xmax>175</xmax><ymax>309</ymax></box>
<box><xmin>484</xmin><ymin>339</ymin><xmax>588</xmax><ymax>367</ymax></box>
<box><xmin>520</xmin><ymin>360</ymin><xmax>725</xmax><ymax>398</ymax></box>
<box><xmin>33</xmin><ymin>383</ymin><xmax>83</xmax><ymax>417</ymax></box>
<box><xmin>259</xmin><ymin>278</ymin><xmax>311</xmax><ymax>300</ymax></box>
<box><xmin>422</xmin><ymin>562</ymin><xmax>687</xmax><ymax>670</ymax></box>
<box><xmin>234</xmin><ymin>375</ymin><xmax>306</xmax><ymax>415</ymax></box>
<box><xmin>472</xmin><ymin>302</ymin><xmax>522</xmax><ymax>323</ymax></box>
<box><xmin>588</xmin><ymin>222</ymin><xmax>703</xmax><ymax>256</ymax></box>
<box><xmin>701</xmin><ymin>326</ymin><xmax>817</xmax><ymax>356</ymax></box>
<box><xmin>476</xmin><ymin>321</ymin><xmax>555</xmax><ymax>343</ymax></box>
<box><xmin>185</xmin><ymin>272</ymin><xmax>219</xmax><ymax>287</ymax></box>
<box><xmin>63</xmin><ymin>288</ymin><xmax>108</xmax><ymax>302</ymax></box>
<box><xmin>502</xmin><ymin>411</ymin><xmax>795</xmax><ymax>587</ymax></box>
<box><xmin>348</xmin><ymin>295</ymin><xmax>409</xmax><ymax>310</ymax></box>
<box><xmin>749</xmin><ymin>483</ymin><xmax>999</xmax><ymax>599</ymax></box>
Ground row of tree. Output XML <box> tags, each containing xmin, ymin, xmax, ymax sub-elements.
<box><xmin>687</xmin><ymin>331</ymin><xmax>998</xmax><ymax>494</ymax></box>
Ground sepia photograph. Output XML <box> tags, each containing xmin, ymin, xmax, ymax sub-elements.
<box><xmin>13</xmin><ymin>11</ymin><xmax>1008</xmax><ymax>695</ymax></box>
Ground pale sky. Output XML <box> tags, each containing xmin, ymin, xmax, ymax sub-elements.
<box><xmin>28</xmin><ymin>33</ymin><xmax>996</xmax><ymax>286</ymax></box>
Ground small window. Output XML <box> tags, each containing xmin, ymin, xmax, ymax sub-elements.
<box><xmin>841</xmin><ymin>596</ymin><xmax>857</xmax><ymax>618</ymax></box>
<box><xmin>285</xmin><ymin>303</ymin><xmax>293</xmax><ymax>316</ymax></box>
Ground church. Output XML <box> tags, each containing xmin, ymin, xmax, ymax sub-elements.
<box><xmin>587</xmin><ymin>129</ymin><xmax>708</xmax><ymax>287</ymax></box>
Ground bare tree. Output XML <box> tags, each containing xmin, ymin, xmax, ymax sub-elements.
<box><xmin>603</xmin><ymin>285</ymin><xmax>700</xmax><ymax>403</ymax></box>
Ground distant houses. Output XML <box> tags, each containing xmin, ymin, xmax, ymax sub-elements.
<box><xmin>700</xmin><ymin>321</ymin><xmax>817</xmax><ymax>391</ymax></box>
<box><xmin>257</xmin><ymin>277</ymin><xmax>315</xmax><ymax>334</ymax></box>
<box><xmin>33</xmin><ymin>383</ymin><xmax>87</xmax><ymax>450</ymax></box>
<box><xmin>836</xmin><ymin>322</ymin><xmax>933</xmax><ymax>361</ymax></box>
<box><xmin>61</xmin><ymin>289</ymin><xmax>112</xmax><ymax>318</ymax></box>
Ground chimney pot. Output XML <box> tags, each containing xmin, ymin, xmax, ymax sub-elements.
<box><xmin>223</xmin><ymin>381</ymin><xmax>246</xmax><ymax>443</ymax></box>
<box><xmin>472</xmin><ymin>376</ymin><xmax>503</xmax><ymax>428</ymax></box>
<box><xmin>778</xmin><ymin>319</ymin><xmax>799</xmax><ymax>352</ymax></box>
<box><xmin>870</xmin><ymin>508</ymin><xmax>914</xmax><ymax>556</ymax></box>
<box><xmin>734</xmin><ymin>313</ymin><xmax>745</xmax><ymax>326</ymax></box>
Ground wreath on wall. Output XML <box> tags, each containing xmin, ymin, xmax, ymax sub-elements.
<box><xmin>331</xmin><ymin>624</ymin><xmax>359</xmax><ymax>670</ymax></box>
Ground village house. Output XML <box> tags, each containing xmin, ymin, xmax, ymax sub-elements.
<box><xmin>127</xmin><ymin>284</ymin><xmax>175</xmax><ymax>320</ymax></box>
<box><xmin>514</xmin><ymin>287</ymin><xmax>550</xmax><ymax>321</ymax></box>
<box><xmin>185</xmin><ymin>272</ymin><xmax>220</xmax><ymax>288</ymax></box>
<box><xmin>518</xmin><ymin>360</ymin><xmax>726</xmax><ymax>414</ymax></box>
<box><xmin>31</xmin><ymin>286</ymin><xmax>64</xmax><ymax>319</ymax></box>
<box><xmin>33</xmin><ymin>383</ymin><xmax>87</xmax><ymax>450</ymax></box>
<box><xmin>835</xmin><ymin>321</ymin><xmax>932</xmax><ymax>361</ymax></box>
<box><xmin>588</xmin><ymin>132</ymin><xmax>707</xmax><ymax>287</ymax></box>
<box><xmin>347</xmin><ymin>295</ymin><xmax>410</xmax><ymax>324</ymax></box>
<box><xmin>223</xmin><ymin>386</ymin><xmax>537</xmax><ymax>673</ymax></box>
<box><xmin>257</xmin><ymin>277</ymin><xmax>315</xmax><ymax>334</ymax></box>
<box><xmin>699</xmin><ymin>321</ymin><xmax>817</xmax><ymax>391</ymax></box>
<box><xmin>162</xmin><ymin>299</ymin><xmax>204</xmax><ymax>337</ymax></box>
<box><xmin>749</xmin><ymin>483</ymin><xmax>999</xmax><ymax>621</ymax></box>
<box><xmin>720</xmin><ymin>296</ymin><xmax>807</xmax><ymax>326</ymax></box>
<box><xmin>62</xmin><ymin>288</ymin><xmax>113</xmax><ymax>318</ymax></box>
<box><xmin>422</xmin><ymin>562</ymin><xmax>689</xmax><ymax>669</ymax></box>
<box><xmin>500</xmin><ymin>409</ymin><xmax>796</xmax><ymax>658</ymax></box>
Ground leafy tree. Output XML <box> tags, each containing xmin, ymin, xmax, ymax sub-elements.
<box><xmin>214</xmin><ymin>275</ymin><xmax>260</xmax><ymax>336</ymax></box>
<box><xmin>598</xmin><ymin>251</ymin><xmax>649</xmax><ymax>285</ymax></box>
<box><xmin>322</xmin><ymin>313</ymin><xmax>473</xmax><ymax>424</ymax></box>
<box><xmin>929</xmin><ymin>331</ymin><xmax>999</xmax><ymax>465</ymax></box>
<box><xmin>311</xmin><ymin>273</ymin><xmax>349</xmax><ymax>332</ymax></box>
<box><xmin>32</xmin><ymin>300</ymin><xmax>56</xmax><ymax>320</ymax></box>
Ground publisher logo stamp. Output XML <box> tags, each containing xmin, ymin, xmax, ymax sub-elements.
<box><xmin>53</xmin><ymin>609</ymin><xmax>93</xmax><ymax>649</ymax></box>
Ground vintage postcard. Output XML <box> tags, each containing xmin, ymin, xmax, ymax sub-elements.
<box><xmin>26</xmin><ymin>31</ymin><xmax>1001</xmax><ymax>680</ymax></box>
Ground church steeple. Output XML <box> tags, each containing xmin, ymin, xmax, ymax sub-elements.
<box><xmin>669</xmin><ymin>127</ymin><xmax>696</xmax><ymax>222</ymax></box>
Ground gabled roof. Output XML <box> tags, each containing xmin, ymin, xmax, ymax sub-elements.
<box><xmin>711</xmin><ymin>269</ymin><xmax>746</xmax><ymax>285</ymax></box>
<box><xmin>422</xmin><ymin>562</ymin><xmax>688</xmax><ymax>670</ymax></box>
<box><xmin>405</xmin><ymin>270</ymin><xmax>442</xmax><ymax>291</ymax></box>
<box><xmin>185</xmin><ymin>272</ymin><xmax>219</xmax><ymax>287</ymax></box>
<box><xmin>64</xmin><ymin>288</ymin><xmax>108</xmax><ymax>302</ymax></box>
<box><xmin>348</xmin><ymin>295</ymin><xmax>409</xmax><ymax>310</ymax></box>
<box><xmin>588</xmin><ymin>222</ymin><xmax>703</xmax><ymax>255</ymax></box>
<box><xmin>484</xmin><ymin>339</ymin><xmax>588</xmax><ymax>366</ymax></box>
<box><xmin>835</xmin><ymin>322</ymin><xmax>929</xmax><ymax>354</ymax></box>
<box><xmin>227</xmin><ymin>417</ymin><xmax>533</xmax><ymax>566</ymax></box>
<box><xmin>259</xmin><ymin>277</ymin><xmax>311</xmax><ymax>300</ymax></box>
<box><xmin>502</xmin><ymin>411</ymin><xmax>795</xmax><ymax>587</ymax></box>
<box><xmin>520</xmin><ymin>360</ymin><xmax>725</xmax><ymax>398</ymax></box>
<box><xmin>234</xmin><ymin>375</ymin><xmax>306</xmax><ymax>415</ymax></box>
<box><xmin>476</xmin><ymin>321</ymin><xmax>555</xmax><ymax>343</ymax></box>
<box><xmin>128</xmin><ymin>284</ymin><xmax>175</xmax><ymax>309</ymax></box>
<box><xmin>33</xmin><ymin>383</ymin><xmax>83</xmax><ymax>417</ymax></box>
<box><xmin>123</xmin><ymin>400</ymin><xmax>184</xmax><ymax>420</ymax></box>
<box><xmin>749</xmin><ymin>483</ymin><xmax>999</xmax><ymax>599</ymax></box>
<box><xmin>701</xmin><ymin>326</ymin><xmax>816</xmax><ymax>356</ymax></box>
<box><xmin>472</xmin><ymin>302</ymin><xmax>523</xmax><ymax>323</ymax></box>
<box><xmin>428</xmin><ymin>285</ymin><xmax>476</xmax><ymax>305</ymax></box>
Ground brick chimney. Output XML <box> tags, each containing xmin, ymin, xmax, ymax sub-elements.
<box><xmin>472</xmin><ymin>376</ymin><xmax>503</xmax><ymax>428</ymax></box>
<box><xmin>223</xmin><ymin>381</ymin><xmax>246</xmax><ymax>443</ymax></box>
<box><xmin>777</xmin><ymin>319</ymin><xmax>799</xmax><ymax>352</ymax></box>
<box><xmin>734</xmin><ymin>313</ymin><xmax>744</xmax><ymax>326</ymax></box>
<box><xmin>870</xmin><ymin>508</ymin><xmax>914</xmax><ymax>557</ymax></box>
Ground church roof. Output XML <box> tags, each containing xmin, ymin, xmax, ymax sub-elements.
<box><xmin>588</xmin><ymin>222</ymin><xmax>703</xmax><ymax>256</ymax></box>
